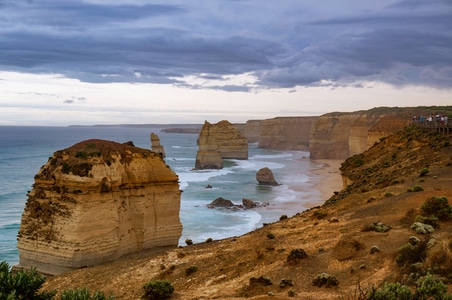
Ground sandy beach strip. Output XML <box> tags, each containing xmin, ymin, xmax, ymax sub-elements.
<box><xmin>311</xmin><ymin>159</ymin><xmax>344</xmax><ymax>200</ymax></box>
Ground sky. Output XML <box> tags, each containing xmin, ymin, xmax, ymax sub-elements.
<box><xmin>0</xmin><ymin>0</ymin><xmax>451</xmax><ymax>126</ymax></box>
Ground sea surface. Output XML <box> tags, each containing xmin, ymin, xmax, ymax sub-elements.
<box><xmin>0</xmin><ymin>125</ymin><xmax>326</xmax><ymax>266</ymax></box>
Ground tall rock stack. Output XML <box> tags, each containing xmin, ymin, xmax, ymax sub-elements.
<box><xmin>195</xmin><ymin>120</ymin><xmax>248</xmax><ymax>169</ymax></box>
<box><xmin>150</xmin><ymin>133</ymin><xmax>166</xmax><ymax>158</ymax></box>
<box><xmin>16</xmin><ymin>139</ymin><xmax>182</xmax><ymax>275</ymax></box>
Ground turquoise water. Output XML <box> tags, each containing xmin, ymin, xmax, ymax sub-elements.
<box><xmin>0</xmin><ymin>126</ymin><xmax>325</xmax><ymax>266</ymax></box>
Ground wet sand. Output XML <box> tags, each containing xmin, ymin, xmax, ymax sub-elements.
<box><xmin>303</xmin><ymin>159</ymin><xmax>344</xmax><ymax>208</ymax></box>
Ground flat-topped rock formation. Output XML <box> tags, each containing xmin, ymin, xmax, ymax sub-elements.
<box><xmin>16</xmin><ymin>139</ymin><xmax>182</xmax><ymax>275</ymax></box>
<box><xmin>195</xmin><ymin>120</ymin><xmax>248</xmax><ymax>169</ymax></box>
<box><xmin>150</xmin><ymin>132</ymin><xmax>166</xmax><ymax>158</ymax></box>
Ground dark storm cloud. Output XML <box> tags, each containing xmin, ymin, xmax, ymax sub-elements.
<box><xmin>0</xmin><ymin>0</ymin><xmax>451</xmax><ymax>89</ymax></box>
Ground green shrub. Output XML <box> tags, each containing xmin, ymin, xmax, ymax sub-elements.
<box><xmin>312</xmin><ymin>273</ymin><xmax>338</xmax><ymax>287</ymax></box>
<box><xmin>414</xmin><ymin>215</ymin><xmax>439</xmax><ymax>229</ymax></box>
<box><xmin>419</xmin><ymin>168</ymin><xmax>429</xmax><ymax>177</ymax></box>
<box><xmin>421</xmin><ymin>196</ymin><xmax>452</xmax><ymax>220</ymax></box>
<box><xmin>205</xmin><ymin>237</ymin><xmax>213</xmax><ymax>243</ymax></box>
<box><xmin>407</xmin><ymin>186</ymin><xmax>424</xmax><ymax>192</ymax></box>
<box><xmin>267</xmin><ymin>233</ymin><xmax>275</xmax><ymax>239</ymax></box>
<box><xmin>185</xmin><ymin>239</ymin><xmax>193</xmax><ymax>245</ymax></box>
<box><xmin>280</xmin><ymin>214</ymin><xmax>288</xmax><ymax>220</ymax></box>
<box><xmin>142</xmin><ymin>280</ymin><xmax>174</xmax><ymax>300</ymax></box>
<box><xmin>415</xmin><ymin>273</ymin><xmax>448</xmax><ymax>300</ymax></box>
<box><xmin>59</xmin><ymin>288</ymin><xmax>114</xmax><ymax>300</ymax></box>
<box><xmin>185</xmin><ymin>266</ymin><xmax>198</xmax><ymax>276</ymax></box>
<box><xmin>0</xmin><ymin>261</ymin><xmax>56</xmax><ymax>300</ymax></box>
<box><xmin>313</xmin><ymin>210</ymin><xmax>327</xmax><ymax>219</ymax></box>
<box><xmin>372</xmin><ymin>282</ymin><xmax>413</xmax><ymax>300</ymax></box>
<box><xmin>75</xmin><ymin>151</ymin><xmax>88</xmax><ymax>159</ymax></box>
<box><xmin>396</xmin><ymin>239</ymin><xmax>429</xmax><ymax>267</ymax></box>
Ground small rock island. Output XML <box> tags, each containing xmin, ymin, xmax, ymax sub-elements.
<box><xmin>16</xmin><ymin>139</ymin><xmax>182</xmax><ymax>275</ymax></box>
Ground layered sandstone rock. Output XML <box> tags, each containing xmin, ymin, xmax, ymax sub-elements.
<box><xmin>258</xmin><ymin>117</ymin><xmax>317</xmax><ymax>150</ymax></box>
<box><xmin>150</xmin><ymin>133</ymin><xmax>166</xmax><ymax>158</ymax></box>
<box><xmin>195</xmin><ymin>120</ymin><xmax>248</xmax><ymax>169</ymax></box>
<box><xmin>16</xmin><ymin>139</ymin><xmax>182</xmax><ymax>275</ymax></box>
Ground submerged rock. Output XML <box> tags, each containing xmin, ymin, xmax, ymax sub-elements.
<box><xmin>16</xmin><ymin>139</ymin><xmax>182</xmax><ymax>275</ymax></box>
<box><xmin>207</xmin><ymin>197</ymin><xmax>235</xmax><ymax>208</ymax></box>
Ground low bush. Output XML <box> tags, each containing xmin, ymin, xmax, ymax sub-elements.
<box><xmin>407</xmin><ymin>186</ymin><xmax>424</xmax><ymax>192</ymax></box>
<box><xmin>421</xmin><ymin>196</ymin><xmax>452</xmax><ymax>220</ymax></box>
<box><xmin>371</xmin><ymin>282</ymin><xmax>413</xmax><ymax>300</ymax></box>
<box><xmin>185</xmin><ymin>239</ymin><xmax>193</xmax><ymax>245</ymax></box>
<box><xmin>0</xmin><ymin>261</ymin><xmax>56</xmax><ymax>300</ymax></box>
<box><xmin>419</xmin><ymin>168</ymin><xmax>429</xmax><ymax>177</ymax></box>
<box><xmin>396</xmin><ymin>238</ymin><xmax>429</xmax><ymax>268</ymax></box>
<box><xmin>142</xmin><ymin>280</ymin><xmax>174</xmax><ymax>300</ymax></box>
<box><xmin>59</xmin><ymin>288</ymin><xmax>114</xmax><ymax>300</ymax></box>
<box><xmin>312</xmin><ymin>273</ymin><xmax>338</xmax><ymax>287</ymax></box>
<box><xmin>185</xmin><ymin>266</ymin><xmax>198</xmax><ymax>276</ymax></box>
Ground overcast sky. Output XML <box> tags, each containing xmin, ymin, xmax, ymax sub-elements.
<box><xmin>0</xmin><ymin>0</ymin><xmax>451</xmax><ymax>126</ymax></box>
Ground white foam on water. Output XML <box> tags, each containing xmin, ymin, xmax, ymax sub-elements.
<box><xmin>181</xmin><ymin>209</ymin><xmax>262</xmax><ymax>243</ymax></box>
<box><xmin>177</xmin><ymin>168</ymin><xmax>234</xmax><ymax>190</ymax></box>
<box><xmin>230</xmin><ymin>159</ymin><xmax>284</xmax><ymax>171</ymax></box>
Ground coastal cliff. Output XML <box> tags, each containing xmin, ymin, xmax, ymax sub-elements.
<box><xmin>16</xmin><ymin>139</ymin><xmax>182</xmax><ymax>275</ymax></box>
<box><xmin>195</xmin><ymin>120</ymin><xmax>248</xmax><ymax>169</ymax></box>
<box><xmin>258</xmin><ymin>117</ymin><xmax>317</xmax><ymax>150</ymax></box>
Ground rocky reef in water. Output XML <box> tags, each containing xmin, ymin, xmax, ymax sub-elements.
<box><xmin>16</xmin><ymin>139</ymin><xmax>182</xmax><ymax>275</ymax></box>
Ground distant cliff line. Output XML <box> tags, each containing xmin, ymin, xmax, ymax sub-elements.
<box><xmin>72</xmin><ymin>106</ymin><xmax>452</xmax><ymax>160</ymax></box>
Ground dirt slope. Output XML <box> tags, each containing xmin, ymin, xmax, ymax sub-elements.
<box><xmin>43</xmin><ymin>126</ymin><xmax>452</xmax><ymax>299</ymax></box>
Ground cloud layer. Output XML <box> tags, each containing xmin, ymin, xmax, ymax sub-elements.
<box><xmin>1</xmin><ymin>0</ymin><xmax>451</xmax><ymax>90</ymax></box>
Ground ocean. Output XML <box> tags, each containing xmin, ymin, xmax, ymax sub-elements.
<box><xmin>0</xmin><ymin>125</ymin><xmax>325</xmax><ymax>266</ymax></box>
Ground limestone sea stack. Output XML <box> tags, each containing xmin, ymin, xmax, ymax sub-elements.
<box><xmin>256</xmin><ymin>167</ymin><xmax>279</xmax><ymax>186</ymax></box>
<box><xmin>16</xmin><ymin>139</ymin><xmax>182</xmax><ymax>275</ymax></box>
<box><xmin>150</xmin><ymin>132</ymin><xmax>166</xmax><ymax>158</ymax></box>
<box><xmin>195</xmin><ymin>120</ymin><xmax>248</xmax><ymax>169</ymax></box>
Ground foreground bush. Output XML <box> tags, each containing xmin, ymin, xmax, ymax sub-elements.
<box><xmin>142</xmin><ymin>280</ymin><xmax>174</xmax><ymax>300</ymax></box>
<box><xmin>421</xmin><ymin>196</ymin><xmax>452</xmax><ymax>220</ymax></box>
<box><xmin>0</xmin><ymin>261</ymin><xmax>56</xmax><ymax>300</ymax></box>
<box><xmin>366</xmin><ymin>274</ymin><xmax>452</xmax><ymax>300</ymax></box>
<box><xmin>59</xmin><ymin>288</ymin><xmax>114</xmax><ymax>300</ymax></box>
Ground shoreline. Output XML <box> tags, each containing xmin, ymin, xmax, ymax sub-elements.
<box><xmin>302</xmin><ymin>159</ymin><xmax>344</xmax><ymax>208</ymax></box>
<box><xmin>311</xmin><ymin>159</ymin><xmax>343</xmax><ymax>199</ymax></box>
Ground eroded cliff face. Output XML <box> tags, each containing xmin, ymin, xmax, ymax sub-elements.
<box><xmin>195</xmin><ymin>120</ymin><xmax>248</xmax><ymax>169</ymax></box>
<box><xmin>309</xmin><ymin>112</ymin><xmax>384</xmax><ymax>159</ymax></box>
<box><xmin>16</xmin><ymin>139</ymin><xmax>182</xmax><ymax>275</ymax></box>
<box><xmin>258</xmin><ymin>117</ymin><xmax>317</xmax><ymax>150</ymax></box>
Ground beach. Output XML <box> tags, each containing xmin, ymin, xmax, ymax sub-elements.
<box><xmin>313</xmin><ymin>159</ymin><xmax>344</xmax><ymax>199</ymax></box>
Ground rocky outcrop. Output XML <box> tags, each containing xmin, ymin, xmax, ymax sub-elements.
<box><xmin>195</xmin><ymin>120</ymin><xmax>248</xmax><ymax>169</ymax></box>
<box><xmin>256</xmin><ymin>167</ymin><xmax>279</xmax><ymax>186</ymax></box>
<box><xmin>258</xmin><ymin>117</ymin><xmax>317</xmax><ymax>150</ymax></box>
<box><xmin>16</xmin><ymin>139</ymin><xmax>182</xmax><ymax>275</ymax></box>
<box><xmin>150</xmin><ymin>133</ymin><xmax>166</xmax><ymax>158</ymax></box>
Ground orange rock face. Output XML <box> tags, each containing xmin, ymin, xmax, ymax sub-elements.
<box><xmin>16</xmin><ymin>139</ymin><xmax>182</xmax><ymax>275</ymax></box>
